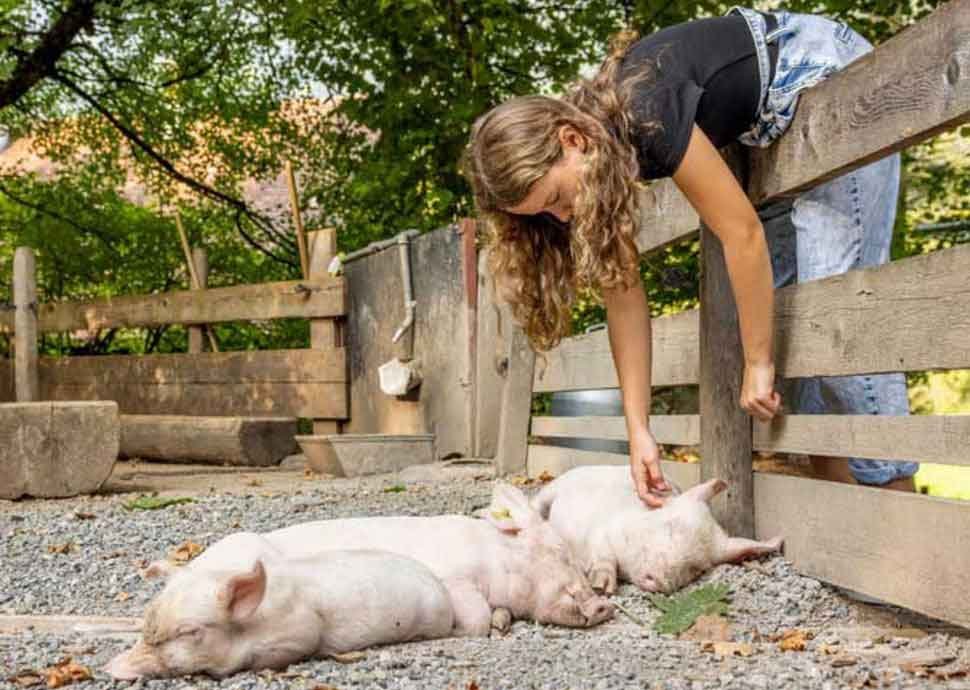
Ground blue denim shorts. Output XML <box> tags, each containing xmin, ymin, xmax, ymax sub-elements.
<box><xmin>723</xmin><ymin>7</ymin><xmax>919</xmax><ymax>486</ymax></box>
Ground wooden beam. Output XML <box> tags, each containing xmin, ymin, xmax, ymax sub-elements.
<box><xmin>754</xmin><ymin>473</ymin><xmax>970</xmax><ymax>629</ymax></box>
<box><xmin>531</xmin><ymin>414</ymin><xmax>699</xmax><ymax>446</ymax></box>
<box><xmin>13</xmin><ymin>247</ymin><xmax>38</xmax><ymax>401</ymax></box>
<box><xmin>754</xmin><ymin>414</ymin><xmax>970</xmax><ymax>467</ymax></box>
<box><xmin>700</xmin><ymin>187</ymin><xmax>753</xmax><ymax>536</ymax></box>
<box><xmin>748</xmin><ymin>0</ymin><xmax>970</xmax><ymax>203</ymax></box>
<box><xmin>0</xmin><ymin>277</ymin><xmax>345</xmax><ymax>334</ymax></box>
<box><xmin>495</xmin><ymin>315</ymin><xmax>535</xmax><ymax>475</ymax></box>
<box><xmin>634</xmin><ymin>182</ymin><xmax>699</xmax><ymax>256</ymax></box>
<box><xmin>527</xmin><ymin>444</ymin><xmax>700</xmax><ymax>488</ymax></box>
<box><xmin>308</xmin><ymin>228</ymin><xmax>344</xmax><ymax>434</ymax></box>
<box><xmin>533</xmin><ymin>309</ymin><xmax>699</xmax><ymax>392</ymax></box>
<box><xmin>774</xmin><ymin>242</ymin><xmax>970</xmax><ymax>378</ymax></box>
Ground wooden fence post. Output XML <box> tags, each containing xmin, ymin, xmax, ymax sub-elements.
<box><xmin>188</xmin><ymin>248</ymin><xmax>209</xmax><ymax>354</ymax></box>
<box><xmin>308</xmin><ymin>228</ymin><xmax>341</xmax><ymax>435</ymax></box>
<box><xmin>495</xmin><ymin>304</ymin><xmax>535</xmax><ymax>476</ymax></box>
<box><xmin>13</xmin><ymin>247</ymin><xmax>38</xmax><ymax>402</ymax></box>
<box><xmin>699</xmin><ymin>226</ymin><xmax>754</xmax><ymax>536</ymax></box>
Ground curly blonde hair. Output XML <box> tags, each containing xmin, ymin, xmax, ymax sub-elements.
<box><xmin>461</xmin><ymin>30</ymin><xmax>652</xmax><ymax>352</ymax></box>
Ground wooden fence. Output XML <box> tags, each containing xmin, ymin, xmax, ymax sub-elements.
<box><xmin>507</xmin><ymin>0</ymin><xmax>970</xmax><ymax>628</ymax></box>
<box><xmin>0</xmin><ymin>229</ymin><xmax>347</xmax><ymax>430</ymax></box>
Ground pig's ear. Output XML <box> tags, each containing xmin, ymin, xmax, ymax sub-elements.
<box><xmin>221</xmin><ymin>560</ymin><xmax>267</xmax><ymax>621</ymax></box>
<box><xmin>484</xmin><ymin>482</ymin><xmax>540</xmax><ymax>534</ymax></box>
<box><xmin>141</xmin><ymin>560</ymin><xmax>177</xmax><ymax>580</ymax></box>
<box><xmin>683</xmin><ymin>478</ymin><xmax>727</xmax><ymax>503</ymax></box>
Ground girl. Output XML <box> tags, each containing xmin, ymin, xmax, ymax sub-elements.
<box><xmin>462</xmin><ymin>7</ymin><xmax>918</xmax><ymax>505</ymax></box>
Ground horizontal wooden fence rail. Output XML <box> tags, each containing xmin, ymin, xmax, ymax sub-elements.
<box><xmin>774</xmin><ymin>242</ymin><xmax>970</xmax><ymax>377</ymax></box>
<box><xmin>531</xmin><ymin>414</ymin><xmax>699</xmax><ymax>446</ymax></box>
<box><xmin>755</xmin><ymin>474</ymin><xmax>970</xmax><ymax>628</ymax></box>
<box><xmin>754</xmin><ymin>414</ymin><xmax>970</xmax><ymax>468</ymax></box>
<box><xmin>0</xmin><ymin>349</ymin><xmax>348</xmax><ymax>418</ymax></box>
<box><xmin>0</xmin><ymin>277</ymin><xmax>345</xmax><ymax>335</ymax></box>
<box><xmin>533</xmin><ymin>309</ymin><xmax>699</xmax><ymax>392</ymax></box>
<box><xmin>527</xmin><ymin>445</ymin><xmax>701</xmax><ymax>488</ymax></box>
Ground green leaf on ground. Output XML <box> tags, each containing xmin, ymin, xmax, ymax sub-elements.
<box><xmin>382</xmin><ymin>485</ymin><xmax>406</xmax><ymax>493</ymax></box>
<box><xmin>647</xmin><ymin>583</ymin><xmax>731</xmax><ymax>635</ymax></box>
<box><xmin>123</xmin><ymin>496</ymin><xmax>194</xmax><ymax>511</ymax></box>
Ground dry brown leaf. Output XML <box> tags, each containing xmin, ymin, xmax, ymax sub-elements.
<box><xmin>467</xmin><ymin>682</ymin><xmax>481</xmax><ymax>690</ymax></box>
<box><xmin>830</xmin><ymin>655</ymin><xmax>858</xmax><ymax>668</ymax></box>
<box><xmin>702</xmin><ymin>641</ymin><xmax>755</xmax><ymax>657</ymax></box>
<box><xmin>680</xmin><ymin>615</ymin><xmax>732</xmax><ymax>642</ymax></box>
<box><xmin>536</xmin><ymin>470</ymin><xmax>555</xmax><ymax>483</ymax></box>
<box><xmin>169</xmin><ymin>541</ymin><xmax>204</xmax><ymax>563</ymax></box>
<box><xmin>47</xmin><ymin>543</ymin><xmax>74</xmax><ymax>555</ymax></box>
<box><xmin>329</xmin><ymin>651</ymin><xmax>366</xmax><ymax>663</ymax></box>
<box><xmin>508</xmin><ymin>475</ymin><xmax>532</xmax><ymax>486</ymax></box>
<box><xmin>310</xmin><ymin>685</ymin><xmax>340</xmax><ymax>690</ymax></box>
<box><xmin>778</xmin><ymin>629</ymin><xmax>811</xmax><ymax>652</ymax></box>
<box><xmin>246</xmin><ymin>478</ymin><xmax>263</xmax><ymax>487</ymax></box>
<box><xmin>7</xmin><ymin>672</ymin><xmax>44</xmax><ymax>687</ymax></box>
<box><xmin>114</xmin><ymin>591</ymin><xmax>130</xmax><ymax>602</ymax></box>
<box><xmin>41</xmin><ymin>659</ymin><xmax>92</xmax><ymax>688</ymax></box>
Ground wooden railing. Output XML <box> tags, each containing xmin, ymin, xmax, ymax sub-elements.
<box><xmin>0</xmin><ymin>229</ymin><xmax>348</xmax><ymax>427</ymax></box>
<box><xmin>506</xmin><ymin>0</ymin><xmax>970</xmax><ymax>628</ymax></box>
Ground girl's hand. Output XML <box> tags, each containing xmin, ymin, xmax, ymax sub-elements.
<box><xmin>629</xmin><ymin>428</ymin><xmax>670</xmax><ymax>508</ymax></box>
<box><xmin>740</xmin><ymin>361</ymin><xmax>781</xmax><ymax>422</ymax></box>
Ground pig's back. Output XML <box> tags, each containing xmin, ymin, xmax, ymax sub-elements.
<box><xmin>266</xmin><ymin>516</ymin><xmax>496</xmax><ymax>581</ymax></box>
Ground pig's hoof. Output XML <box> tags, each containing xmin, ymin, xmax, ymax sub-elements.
<box><xmin>490</xmin><ymin>607</ymin><xmax>512</xmax><ymax>635</ymax></box>
<box><xmin>590</xmin><ymin>568</ymin><xmax>616</xmax><ymax>595</ymax></box>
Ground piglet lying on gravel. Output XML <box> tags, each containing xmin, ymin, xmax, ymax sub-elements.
<box><xmin>266</xmin><ymin>482</ymin><xmax>614</xmax><ymax>635</ymax></box>
<box><xmin>106</xmin><ymin>534</ymin><xmax>455</xmax><ymax>679</ymax></box>
<box><xmin>532</xmin><ymin>466</ymin><xmax>783</xmax><ymax>594</ymax></box>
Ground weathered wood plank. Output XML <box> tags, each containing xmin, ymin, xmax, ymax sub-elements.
<box><xmin>32</xmin><ymin>349</ymin><xmax>346</xmax><ymax>384</ymax></box>
<box><xmin>700</xmin><ymin>214</ymin><xmax>753</xmax><ymax>538</ymax></box>
<box><xmin>534</xmin><ymin>309</ymin><xmax>699</xmax><ymax>392</ymax></box>
<box><xmin>531</xmin><ymin>415</ymin><xmax>700</xmax><ymax>446</ymax></box>
<box><xmin>13</xmin><ymin>247</ymin><xmax>38</xmax><ymax>401</ymax></box>
<box><xmin>748</xmin><ymin>0</ymin><xmax>970</xmax><ymax>202</ymax></box>
<box><xmin>527</xmin><ymin>444</ymin><xmax>700</xmax><ymax>488</ymax></box>
<box><xmin>754</xmin><ymin>473</ymin><xmax>970</xmax><ymax>628</ymax></box>
<box><xmin>0</xmin><ymin>615</ymin><xmax>141</xmax><ymax>638</ymax></box>
<box><xmin>308</xmin><ymin>228</ymin><xmax>346</xmax><ymax>432</ymax></box>
<box><xmin>44</xmin><ymin>382</ymin><xmax>346</xmax><ymax>419</ymax></box>
<box><xmin>634</xmin><ymin>183</ymin><xmax>699</xmax><ymax>256</ymax></box>
<box><xmin>496</xmin><ymin>317</ymin><xmax>536</xmax><ymax>475</ymax></box>
<box><xmin>754</xmin><ymin>414</ymin><xmax>970</xmax><ymax>467</ymax></box>
<box><xmin>0</xmin><ymin>277</ymin><xmax>345</xmax><ymax>334</ymax></box>
<box><xmin>775</xmin><ymin>242</ymin><xmax>970</xmax><ymax>378</ymax></box>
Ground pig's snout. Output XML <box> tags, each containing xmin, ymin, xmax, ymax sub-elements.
<box><xmin>580</xmin><ymin>596</ymin><xmax>614</xmax><ymax>626</ymax></box>
<box><xmin>105</xmin><ymin>644</ymin><xmax>161</xmax><ymax>680</ymax></box>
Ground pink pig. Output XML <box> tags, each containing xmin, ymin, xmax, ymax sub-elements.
<box><xmin>106</xmin><ymin>534</ymin><xmax>455</xmax><ymax>679</ymax></box>
<box><xmin>265</xmin><ymin>481</ymin><xmax>614</xmax><ymax>633</ymax></box>
<box><xmin>532</xmin><ymin>466</ymin><xmax>783</xmax><ymax>594</ymax></box>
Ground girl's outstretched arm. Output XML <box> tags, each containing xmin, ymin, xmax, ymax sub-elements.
<box><xmin>672</xmin><ymin>124</ymin><xmax>780</xmax><ymax>422</ymax></box>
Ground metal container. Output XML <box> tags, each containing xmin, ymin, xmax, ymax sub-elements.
<box><xmin>547</xmin><ymin>389</ymin><xmax>629</xmax><ymax>455</ymax></box>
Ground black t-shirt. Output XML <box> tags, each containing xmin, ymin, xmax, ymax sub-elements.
<box><xmin>618</xmin><ymin>12</ymin><xmax>778</xmax><ymax>180</ymax></box>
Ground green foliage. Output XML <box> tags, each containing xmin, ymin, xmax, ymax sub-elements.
<box><xmin>123</xmin><ymin>495</ymin><xmax>195</xmax><ymax>511</ymax></box>
<box><xmin>647</xmin><ymin>583</ymin><xmax>731</xmax><ymax>635</ymax></box>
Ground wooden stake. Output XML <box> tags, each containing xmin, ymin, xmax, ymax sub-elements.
<box><xmin>174</xmin><ymin>210</ymin><xmax>219</xmax><ymax>353</ymax></box>
<box><xmin>285</xmin><ymin>160</ymin><xmax>310</xmax><ymax>279</ymax></box>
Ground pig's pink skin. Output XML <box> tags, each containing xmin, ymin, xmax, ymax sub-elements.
<box><xmin>532</xmin><ymin>467</ymin><xmax>783</xmax><ymax>594</ymax></box>
<box><xmin>266</xmin><ymin>482</ymin><xmax>613</xmax><ymax>630</ymax></box>
<box><xmin>106</xmin><ymin>548</ymin><xmax>455</xmax><ymax>679</ymax></box>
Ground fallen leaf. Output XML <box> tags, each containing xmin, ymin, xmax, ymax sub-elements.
<box><xmin>310</xmin><ymin>685</ymin><xmax>339</xmax><ymax>690</ymax></box>
<box><xmin>73</xmin><ymin>512</ymin><xmax>95</xmax><ymax>521</ymax></box>
<box><xmin>536</xmin><ymin>470</ymin><xmax>555</xmax><ymax>483</ymax></box>
<box><xmin>169</xmin><ymin>541</ymin><xmax>204</xmax><ymax>563</ymax></box>
<box><xmin>897</xmin><ymin>650</ymin><xmax>956</xmax><ymax>674</ymax></box>
<box><xmin>114</xmin><ymin>592</ymin><xmax>130</xmax><ymax>602</ymax></box>
<box><xmin>830</xmin><ymin>655</ymin><xmax>858</xmax><ymax>668</ymax></box>
<box><xmin>679</xmin><ymin>614</ymin><xmax>732</xmax><ymax>642</ymax></box>
<box><xmin>41</xmin><ymin>658</ymin><xmax>91</xmax><ymax>688</ymax></box>
<box><xmin>468</xmin><ymin>682</ymin><xmax>481</xmax><ymax>690</ymax></box>
<box><xmin>7</xmin><ymin>672</ymin><xmax>43</xmax><ymax>687</ymax></box>
<box><xmin>330</xmin><ymin>651</ymin><xmax>366</xmax><ymax>663</ymax></box>
<box><xmin>508</xmin><ymin>475</ymin><xmax>533</xmax><ymax>486</ymax></box>
<box><xmin>47</xmin><ymin>543</ymin><xmax>74</xmax><ymax>555</ymax></box>
<box><xmin>648</xmin><ymin>583</ymin><xmax>731</xmax><ymax>635</ymax></box>
<box><xmin>245</xmin><ymin>478</ymin><xmax>263</xmax><ymax>487</ymax></box>
<box><xmin>702</xmin><ymin>641</ymin><xmax>755</xmax><ymax>657</ymax></box>
<box><xmin>383</xmin><ymin>485</ymin><xmax>406</xmax><ymax>493</ymax></box>
<box><xmin>778</xmin><ymin>629</ymin><xmax>812</xmax><ymax>652</ymax></box>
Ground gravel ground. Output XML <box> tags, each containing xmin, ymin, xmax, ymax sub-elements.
<box><xmin>2</xmin><ymin>462</ymin><xmax>969</xmax><ymax>689</ymax></box>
